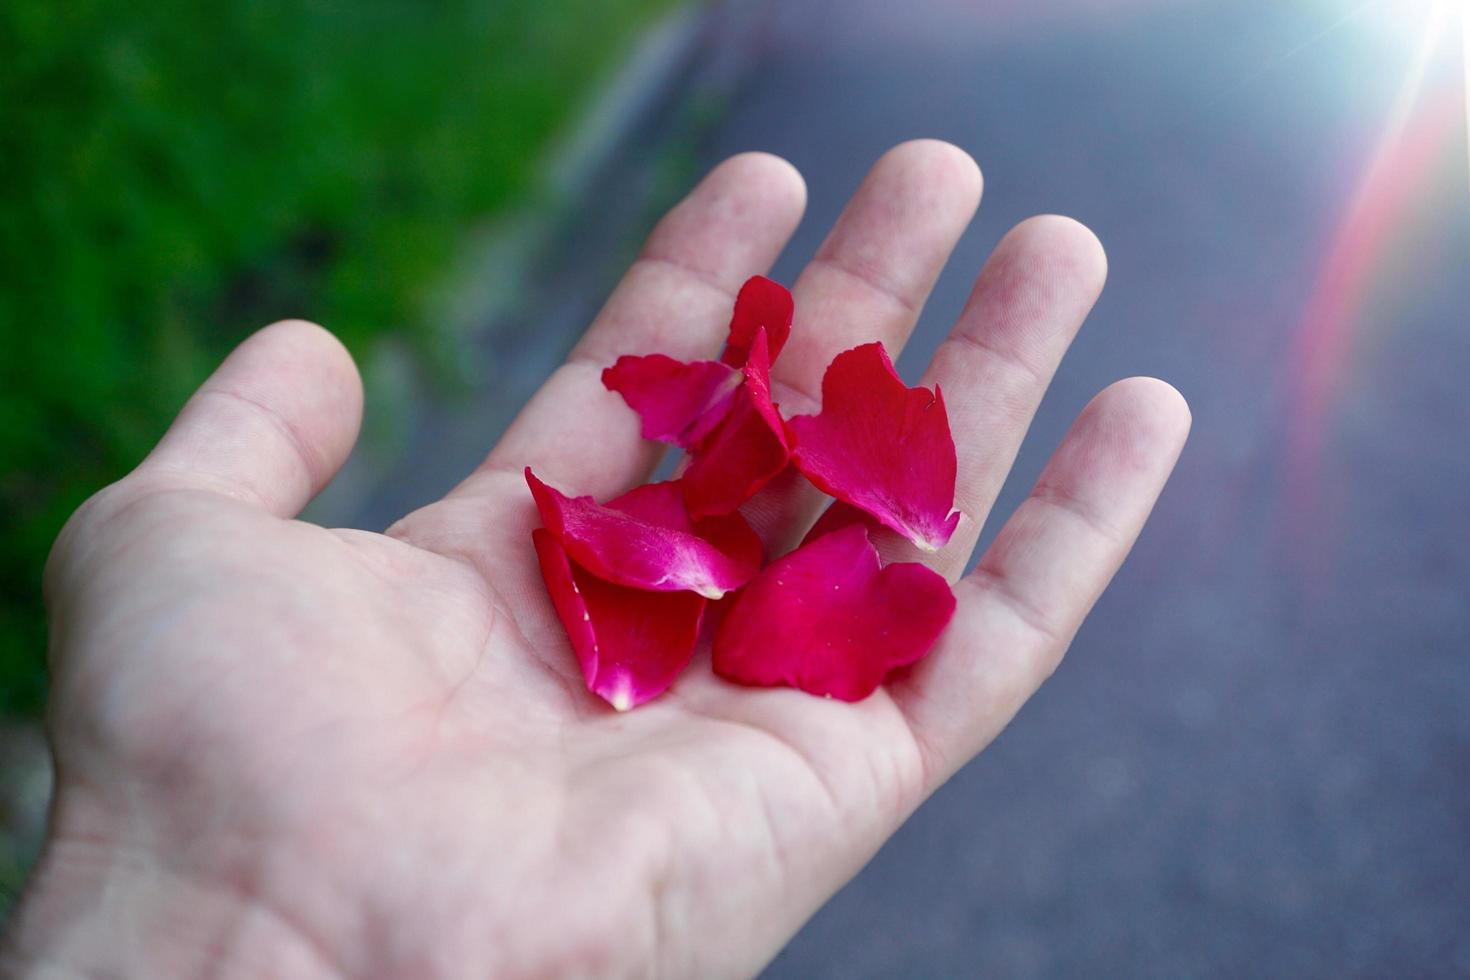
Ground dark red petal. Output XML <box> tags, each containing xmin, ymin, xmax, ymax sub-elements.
<box><xmin>692</xmin><ymin>511</ymin><xmax>764</xmax><ymax>570</ymax></box>
<box><xmin>610</xmin><ymin>480</ymin><xmax>765</xmax><ymax>628</ymax></box>
<box><xmin>602</xmin><ymin>354</ymin><xmax>741</xmax><ymax>449</ymax></box>
<box><xmin>608</xmin><ymin>481</ymin><xmax>764</xmax><ymax>568</ymax></box>
<box><xmin>606</xmin><ymin>480</ymin><xmax>694</xmax><ymax>531</ymax></box>
<box><xmin>533</xmin><ymin>530</ymin><xmax>704</xmax><ymax>711</ymax></box>
<box><xmin>682</xmin><ymin>329</ymin><xmax>791</xmax><ymax>516</ymax></box>
<box><xmin>801</xmin><ymin>499</ymin><xmax>882</xmax><ymax>547</ymax></box>
<box><xmin>722</xmin><ymin>275</ymin><xmax>794</xmax><ymax>368</ymax></box>
<box><xmin>526</xmin><ymin>469</ymin><xmax>757</xmax><ymax>599</ymax></box>
<box><xmin>713</xmin><ymin>525</ymin><xmax>956</xmax><ymax>701</ymax></box>
<box><xmin>787</xmin><ymin>342</ymin><xmax>960</xmax><ymax>551</ymax></box>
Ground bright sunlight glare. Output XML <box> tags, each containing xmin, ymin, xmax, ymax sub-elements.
<box><xmin>1354</xmin><ymin>0</ymin><xmax>1469</xmax><ymax>46</ymax></box>
<box><xmin>1351</xmin><ymin>0</ymin><xmax>1470</xmax><ymax>189</ymax></box>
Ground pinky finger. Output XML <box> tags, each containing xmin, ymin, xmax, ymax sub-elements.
<box><xmin>892</xmin><ymin>376</ymin><xmax>1191</xmax><ymax>788</ymax></box>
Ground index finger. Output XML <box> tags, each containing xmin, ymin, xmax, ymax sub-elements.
<box><xmin>463</xmin><ymin>152</ymin><xmax>807</xmax><ymax>499</ymax></box>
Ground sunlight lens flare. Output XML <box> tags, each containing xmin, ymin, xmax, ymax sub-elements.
<box><xmin>1281</xmin><ymin>0</ymin><xmax>1469</xmax><ymax>552</ymax></box>
<box><xmin>1463</xmin><ymin>5</ymin><xmax>1470</xmax><ymax>186</ymax></box>
<box><xmin>1342</xmin><ymin>0</ymin><xmax>1470</xmax><ymax>186</ymax></box>
<box><xmin>1359</xmin><ymin>0</ymin><xmax>1465</xmax><ymax>45</ymax></box>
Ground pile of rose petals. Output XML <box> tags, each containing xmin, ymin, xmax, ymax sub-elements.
<box><xmin>529</xmin><ymin>276</ymin><xmax>958</xmax><ymax>711</ymax></box>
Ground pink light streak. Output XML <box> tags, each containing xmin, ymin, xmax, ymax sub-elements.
<box><xmin>1464</xmin><ymin>9</ymin><xmax>1470</xmax><ymax>183</ymax></box>
<box><xmin>1281</xmin><ymin>5</ymin><xmax>1465</xmax><ymax>566</ymax></box>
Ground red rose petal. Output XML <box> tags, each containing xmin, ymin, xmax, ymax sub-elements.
<box><xmin>712</xmin><ymin>525</ymin><xmax>956</xmax><ymax>701</ymax></box>
<box><xmin>722</xmin><ymin>275</ymin><xmax>794</xmax><ymax>368</ymax></box>
<box><xmin>610</xmin><ymin>480</ymin><xmax>765</xmax><ymax>625</ymax></box>
<box><xmin>801</xmin><ymin>499</ymin><xmax>881</xmax><ymax>547</ymax></box>
<box><xmin>533</xmin><ymin>530</ymin><xmax>704</xmax><ymax>711</ymax></box>
<box><xmin>526</xmin><ymin>469</ymin><xmax>758</xmax><ymax>599</ymax></box>
<box><xmin>609</xmin><ymin>481</ymin><xmax>765</xmax><ymax>569</ymax></box>
<box><xmin>606</xmin><ymin>480</ymin><xmax>695</xmax><ymax>529</ymax></box>
<box><xmin>601</xmin><ymin>355</ymin><xmax>741</xmax><ymax>449</ymax></box>
<box><xmin>787</xmin><ymin>342</ymin><xmax>960</xmax><ymax>551</ymax></box>
<box><xmin>682</xmin><ymin>328</ymin><xmax>791</xmax><ymax>516</ymax></box>
<box><xmin>691</xmin><ymin>511</ymin><xmax>764</xmax><ymax>570</ymax></box>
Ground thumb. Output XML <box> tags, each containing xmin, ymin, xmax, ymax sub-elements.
<box><xmin>135</xmin><ymin>319</ymin><xmax>364</xmax><ymax>517</ymax></box>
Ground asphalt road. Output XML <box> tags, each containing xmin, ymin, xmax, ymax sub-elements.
<box><xmin>351</xmin><ymin>1</ymin><xmax>1470</xmax><ymax>974</ymax></box>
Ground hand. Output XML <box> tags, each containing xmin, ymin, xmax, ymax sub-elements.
<box><xmin>3</xmin><ymin>141</ymin><xmax>1188</xmax><ymax>978</ymax></box>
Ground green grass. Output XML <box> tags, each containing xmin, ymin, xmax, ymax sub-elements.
<box><xmin>0</xmin><ymin>0</ymin><xmax>681</xmax><ymax>717</ymax></box>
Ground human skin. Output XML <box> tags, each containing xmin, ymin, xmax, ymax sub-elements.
<box><xmin>1</xmin><ymin>141</ymin><xmax>1190</xmax><ymax>978</ymax></box>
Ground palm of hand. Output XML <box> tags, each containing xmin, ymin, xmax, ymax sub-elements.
<box><xmin>52</xmin><ymin>483</ymin><xmax>919</xmax><ymax>976</ymax></box>
<box><xmin>23</xmin><ymin>142</ymin><xmax>1188</xmax><ymax>979</ymax></box>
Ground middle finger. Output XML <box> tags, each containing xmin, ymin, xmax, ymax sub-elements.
<box><xmin>745</xmin><ymin>139</ymin><xmax>984</xmax><ymax>546</ymax></box>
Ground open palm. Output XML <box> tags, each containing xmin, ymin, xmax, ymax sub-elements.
<box><xmin>10</xmin><ymin>142</ymin><xmax>1188</xmax><ymax>978</ymax></box>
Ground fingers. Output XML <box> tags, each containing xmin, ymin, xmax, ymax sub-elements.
<box><xmin>134</xmin><ymin>320</ymin><xmax>363</xmax><ymax>517</ymax></box>
<box><xmin>892</xmin><ymin>377</ymin><xmax>1191</xmax><ymax>787</ymax></box>
<box><xmin>776</xmin><ymin>139</ymin><xmax>983</xmax><ymax>411</ymax></box>
<box><xmin>462</xmin><ymin>140</ymin><xmax>981</xmax><ymax>510</ymax></box>
<box><xmin>870</xmin><ymin>215</ymin><xmax>1108</xmax><ymax>579</ymax></box>
<box><xmin>743</xmin><ymin>140</ymin><xmax>984</xmax><ymax>546</ymax></box>
<box><xmin>464</xmin><ymin>153</ymin><xmax>806</xmax><ymax>498</ymax></box>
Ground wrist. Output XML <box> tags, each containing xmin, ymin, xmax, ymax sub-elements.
<box><xmin>2</xmin><ymin>832</ymin><xmax>338</xmax><ymax>979</ymax></box>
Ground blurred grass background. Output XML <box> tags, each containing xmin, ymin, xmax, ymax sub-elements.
<box><xmin>0</xmin><ymin>0</ymin><xmax>680</xmax><ymax>720</ymax></box>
